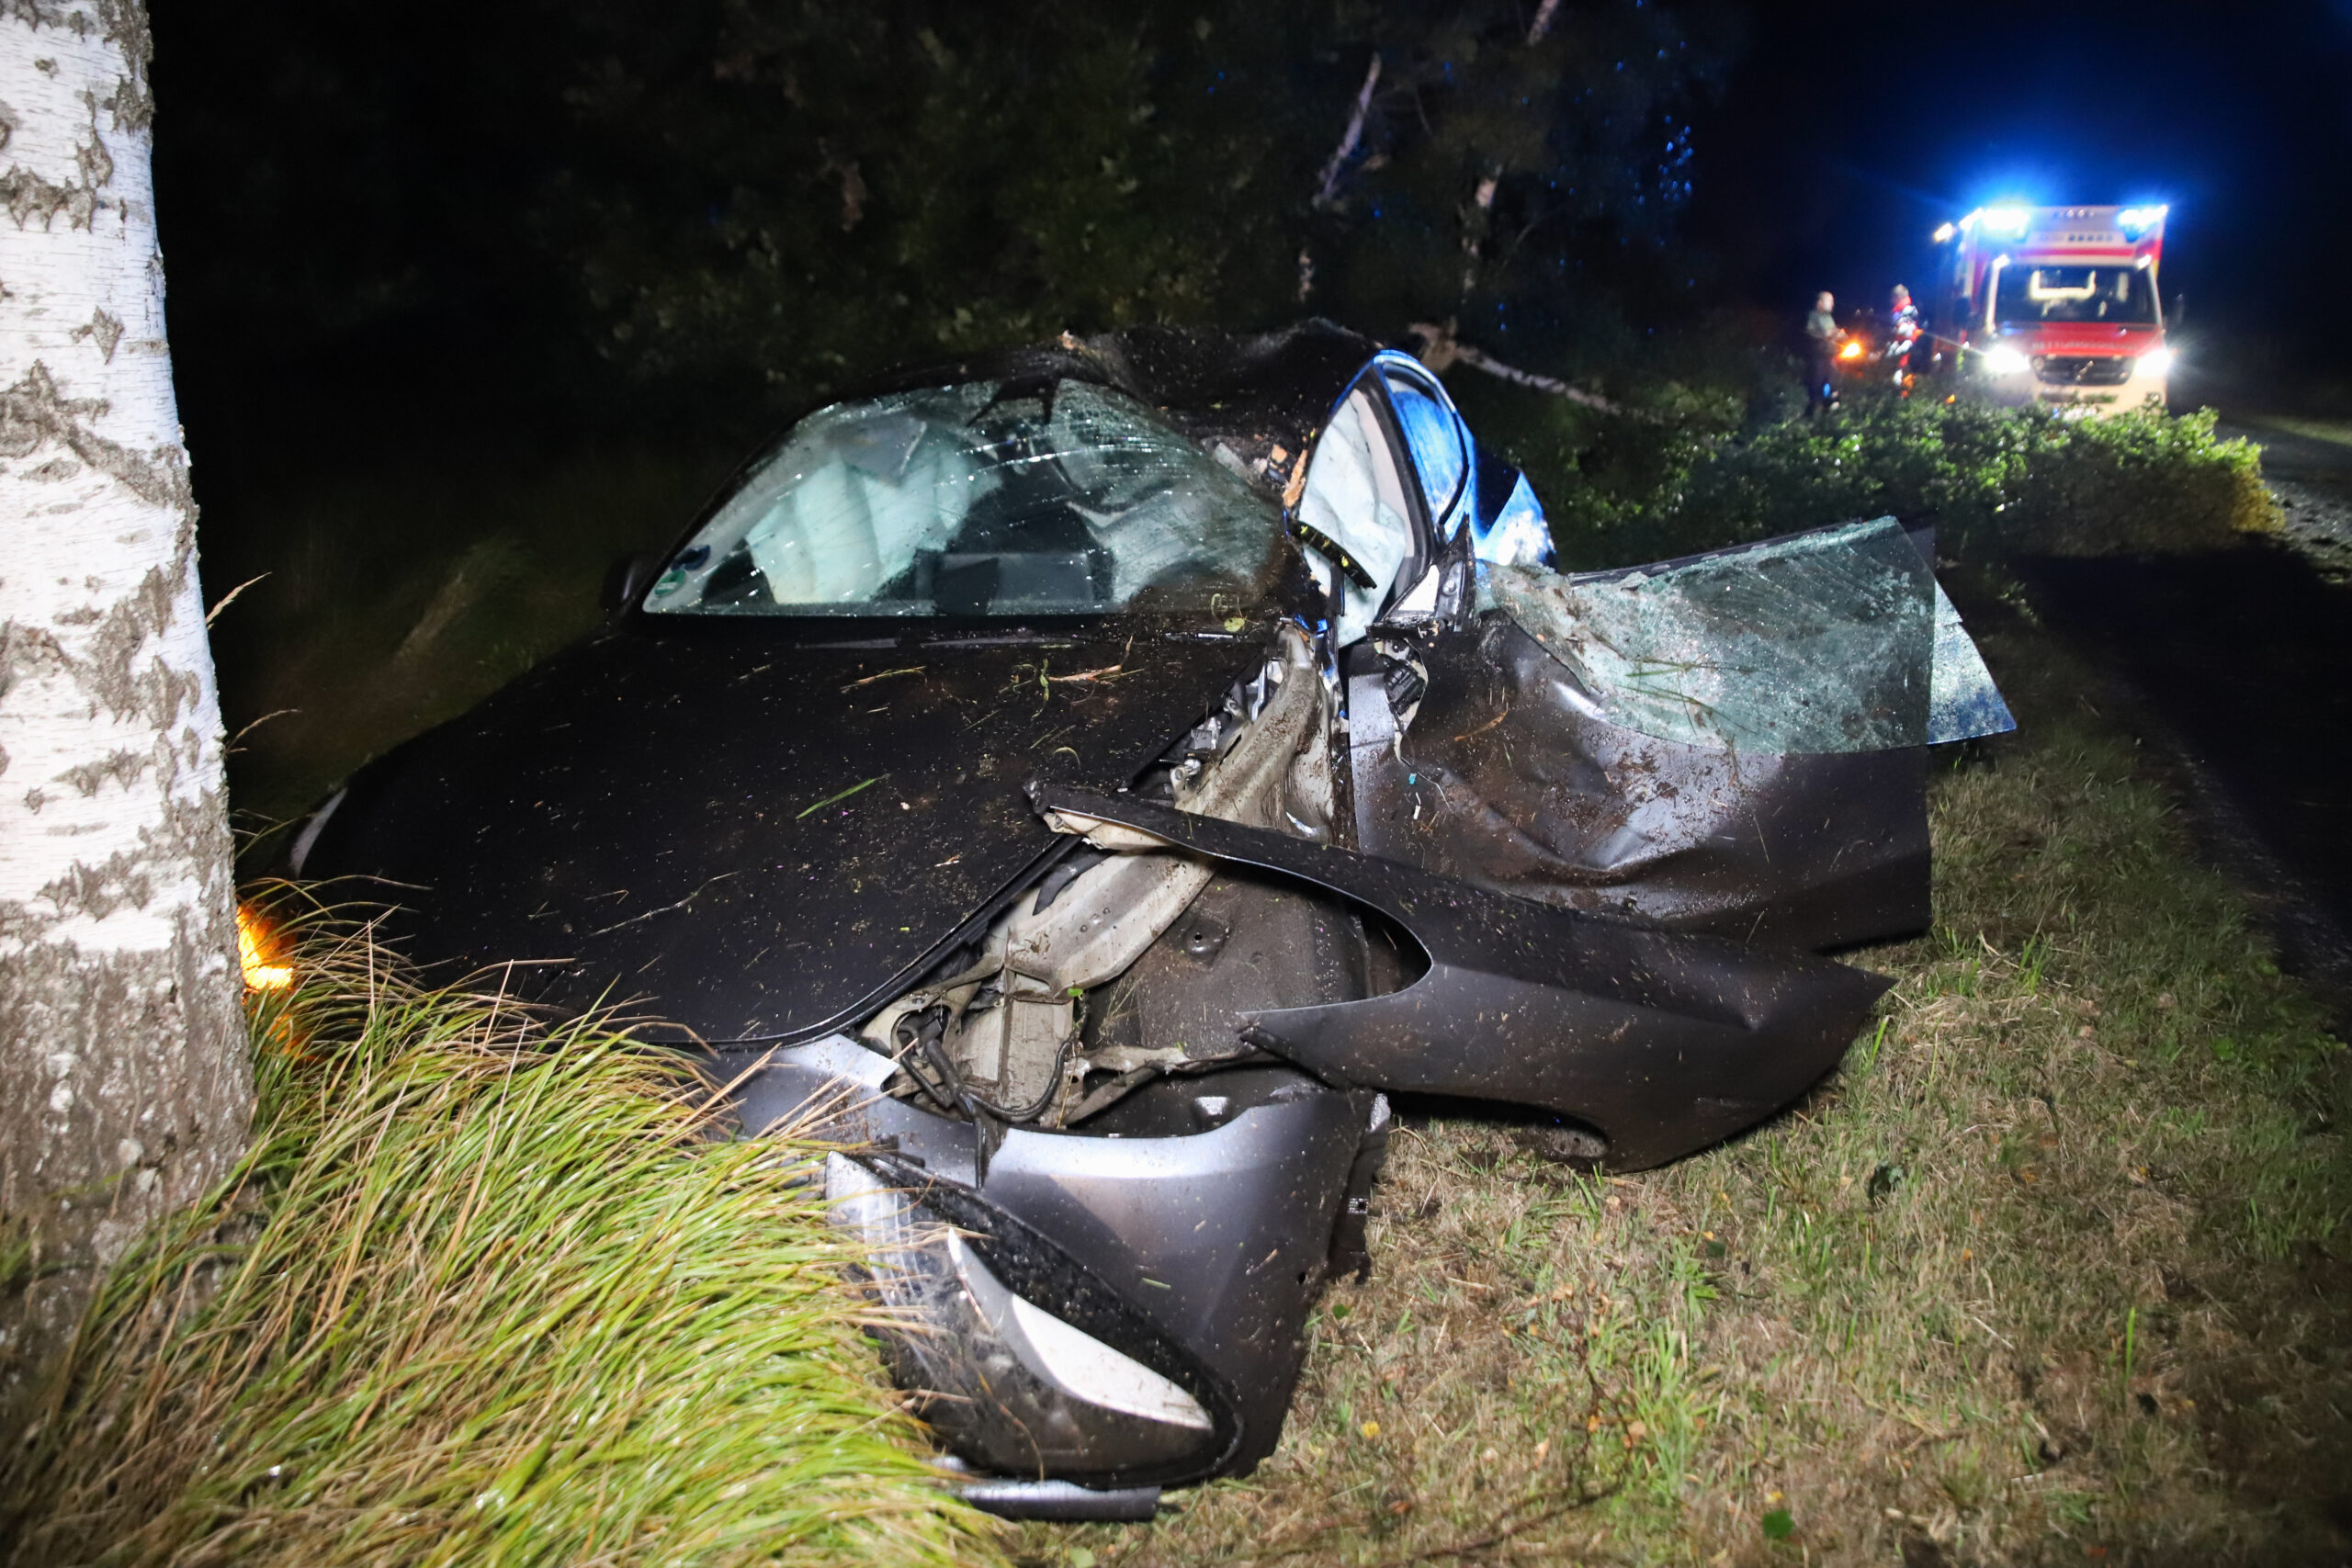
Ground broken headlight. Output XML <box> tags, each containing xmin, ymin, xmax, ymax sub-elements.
<box><xmin>826</xmin><ymin>1154</ymin><xmax>1237</xmax><ymax>1484</ymax></box>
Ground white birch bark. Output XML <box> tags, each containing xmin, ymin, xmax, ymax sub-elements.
<box><xmin>0</xmin><ymin>0</ymin><xmax>248</xmax><ymax>1429</ymax></box>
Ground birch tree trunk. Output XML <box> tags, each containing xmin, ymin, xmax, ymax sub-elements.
<box><xmin>0</xmin><ymin>0</ymin><xmax>248</xmax><ymax>1432</ymax></box>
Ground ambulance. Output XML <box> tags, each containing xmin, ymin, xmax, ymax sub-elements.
<box><xmin>1930</xmin><ymin>204</ymin><xmax>2173</xmax><ymax>413</ymax></box>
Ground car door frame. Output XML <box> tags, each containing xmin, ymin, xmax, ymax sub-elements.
<box><xmin>1288</xmin><ymin>356</ymin><xmax>1448</xmax><ymax>645</ymax></box>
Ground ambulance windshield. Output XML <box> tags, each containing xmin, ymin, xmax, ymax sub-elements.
<box><xmin>1992</xmin><ymin>265</ymin><xmax>2159</xmax><ymax>327</ymax></box>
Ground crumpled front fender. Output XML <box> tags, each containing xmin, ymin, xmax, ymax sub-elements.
<box><xmin>1034</xmin><ymin>785</ymin><xmax>1890</xmax><ymax>1170</ymax></box>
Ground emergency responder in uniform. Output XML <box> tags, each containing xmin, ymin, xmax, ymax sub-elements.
<box><xmin>1884</xmin><ymin>284</ymin><xmax>1922</xmax><ymax>391</ymax></box>
<box><xmin>1805</xmin><ymin>291</ymin><xmax>1839</xmax><ymax>413</ymax></box>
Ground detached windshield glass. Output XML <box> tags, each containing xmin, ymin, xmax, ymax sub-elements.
<box><xmin>1992</xmin><ymin>265</ymin><xmax>2158</xmax><ymax>326</ymax></box>
<box><xmin>643</xmin><ymin>379</ymin><xmax>1281</xmax><ymax>617</ymax></box>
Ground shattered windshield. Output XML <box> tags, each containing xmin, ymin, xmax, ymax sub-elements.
<box><xmin>643</xmin><ymin>379</ymin><xmax>1282</xmax><ymax>617</ymax></box>
<box><xmin>1992</xmin><ymin>265</ymin><xmax>2158</xmax><ymax>327</ymax></box>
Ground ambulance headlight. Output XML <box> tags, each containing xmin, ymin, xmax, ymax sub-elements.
<box><xmin>2138</xmin><ymin>346</ymin><xmax>2176</xmax><ymax>378</ymax></box>
<box><xmin>1981</xmin><ymin>345</ymin><xmax>2030</xmax><ymax>376</ymax></box>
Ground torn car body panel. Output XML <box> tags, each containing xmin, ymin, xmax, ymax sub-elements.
<box><xmin>1035</xmin><ymin>785</ymin><xmax>1892</xmax><ymax>1172</ymax></box>
<box><xmin>1349</xmin><ymin>616</ymin><xmax>1933</xmax><ymax>952</ymax></box>
<box><xmin>1341</xmin><ymin>513</ymin><xmax>2013</xmax><ymax>952</ymax></box>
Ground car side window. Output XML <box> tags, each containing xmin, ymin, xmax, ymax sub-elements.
<box><xmin>1372</xmin><ymin>350</ymin><xmax>1557</xmax><ymax>571</ymax></box>
<box><xmin>1295</xmin><ymin>380</ymin><xmax>1426</xmax><ymax>647</ymax></box>
<box><xmin>1378</xmin><ymin>361</ymin><xmax>1470</xmax><ymax>534</ymax></box>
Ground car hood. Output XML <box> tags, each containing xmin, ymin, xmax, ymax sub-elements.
<box><xmin>303</xmin><ymin>624</ymin><xmax>1270</xmax><ymax>1042</ymax></box>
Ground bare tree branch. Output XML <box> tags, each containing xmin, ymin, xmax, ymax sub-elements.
<box><xmin>1460</xmin><ymin>168</ymin><xmax>1500</xmax><ymax>299</ymax></box>
<box><xmin>1313</xmin><ymin>52</ymin><xmax>1383</xmax><ymax>210</ymax></box>
<box><xmin>1408</xmin><ymin>321</ymin><xmax>1632</xmax><ymax>415</ymax></box>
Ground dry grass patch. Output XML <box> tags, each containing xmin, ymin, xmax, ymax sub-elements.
<box><xmin>1024</xmin><ymin>617</ymin><xmax>2351</xmax><ymax>1566</ymax></box>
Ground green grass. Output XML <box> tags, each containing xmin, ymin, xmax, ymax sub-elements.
<box><xmin>0</xmin><ymin>913</ymin><xmax>1007</xmax><ymax>1568</ymax></box>
<box><xmin>1018</xmin><ymin>608</ymin><xmax>2352</xmax><ymax>1566</ymax></box>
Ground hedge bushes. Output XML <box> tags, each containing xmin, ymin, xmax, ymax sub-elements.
<box><xmin>1454</xmin><ymin>380</ymin><xmax>2280</xmax><ymax>570</ymax></box>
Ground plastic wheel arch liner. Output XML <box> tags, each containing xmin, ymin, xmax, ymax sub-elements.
<box><xmin>1033</xmin><ymin>785</ymin><xmax>1892</xmax><ymax>1172</ymax></box>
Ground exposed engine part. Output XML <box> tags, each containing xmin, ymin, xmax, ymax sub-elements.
<box><xmin>891</xmin><ymin>1003</ymin><xmax>1066</xmax><ymax>1125</ymax></box>
<box><xmin>865</xmin><ymin>625</ymin><xmax>1335</xmax><ymax>1124</ymax></box>
<box><xmin>1073</xmin><ymin>869</ymin><xmax>1392</xmax><ymax>1103</ymax></box>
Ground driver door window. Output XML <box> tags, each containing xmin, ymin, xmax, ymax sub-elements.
<box><xmin>1378</xmin><ymin>360</ymin><xmax>1471</xmax><ymax>537</ymax></box>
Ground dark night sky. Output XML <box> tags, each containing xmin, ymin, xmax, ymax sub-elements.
<box><xmin>1686</xmin><ymin>0</ymin><xmax>2352</xmax><ymax>350</ymax></box>
<box><xmin>145</xmin><ymin>0</ymin><xmax>2352</xmax><ymax>440</ymax></box>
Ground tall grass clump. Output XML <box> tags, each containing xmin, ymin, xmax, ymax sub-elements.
<box><xmin>0</xmin><ymin>913</ymin><xmax>1005</xmax><ymax>1568</ymax></box>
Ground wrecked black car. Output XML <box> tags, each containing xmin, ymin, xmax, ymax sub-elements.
<box><xmin>296</xmin><ymin>322</ymin><xmax>2012</xmax><ymax>1519</ymax></box>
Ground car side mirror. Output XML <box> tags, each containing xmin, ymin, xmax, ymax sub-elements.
<box><xmin>604</xmin><ymin>552</ymin><xmax>657</xmax><ymax>612</ymax></box>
